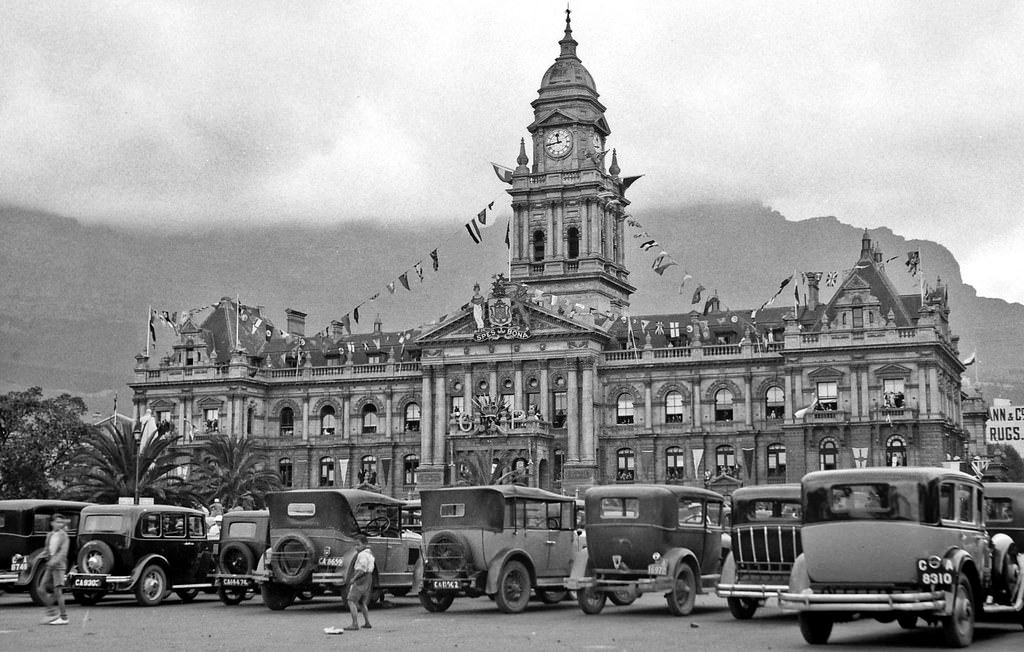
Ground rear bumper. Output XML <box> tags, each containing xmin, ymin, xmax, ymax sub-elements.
<box><xmin>779</xmin><ymin>589</ymin><xmax>947</xmax><ymax>613</ymax></box>
<box><xmin>66</xmin><ymin>572</ymin><xmax>134</xmax><ymax>592</ymax></box>
<box><xmin>567</xmin><ymin>575</ymin><xmax>674</xmax><ymax>593</ymax></box>
<box><xmin>717</xmin><ymin>582</ymin><xmax>789</xmax><ymax>600</ymax></box>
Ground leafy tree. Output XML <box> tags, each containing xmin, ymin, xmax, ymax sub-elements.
<box><xmin>61</xmin><ymin>421</ymin><xmax>198</xmax><ymax>505</ymax></box>
<box><xmin>189</xmin><ymin>434</ymin><xmax>281</xmax><ymax>509</ymax></box>
<box><xmin>998</xmin><ymin>445</ymin><xmax>1024</xmax><ymax>482</ymax></box>
<box><xmin>0</xmin><ymin>387</ymin><xmax>90</xmax><ymax>499</ymax></box>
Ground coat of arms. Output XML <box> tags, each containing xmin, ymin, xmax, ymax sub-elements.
<box><xmin>488</xmin><ymin>298</ymin><xmax>513</xmax><ymax>327</ymax></box>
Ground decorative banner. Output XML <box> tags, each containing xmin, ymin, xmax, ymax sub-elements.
<box><xmin>852</xmin><ymin>447</ymin><xmax>869</xmax><ymax>468</ymax></box>
<box><xmin>742</xmin><ymin>448</ymin><xmax>755</xmax><ymax>480</ymax></box>
<box><xmin>692</xmin><ymin>448</ymin><xmax>704</xmax><ymax>479</ymax></box>
<box><xmin>381</xmin><ymin>458</ymin><xmax>392</xmax><ymax>487</ymax></box>
<box><xmin>338</xmin><ymin>458</ymin><xmax>350</xmax><ymax>487</ymax></box>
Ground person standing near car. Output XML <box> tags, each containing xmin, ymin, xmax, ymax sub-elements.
<box><xmin>344</xmin><ymin>535</ymin><xmax>375</xmax><ymax>631</ymax></box>
<box><xmin>42</xmin><ymin>513</ymin><xmax>70</xmax><ymax>625</ymax></box>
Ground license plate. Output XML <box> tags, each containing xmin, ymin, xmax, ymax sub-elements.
<box><xmin>221</xmin><ymin>577</ymin><xmax>252</xmax><ymax>587</ymax></box>
<box><xmin>916</xmin><ymin>559</ymin><xmax>953</xmax><ymax>588</ymax></box>
<box><xmin>11</xmin><ymin>562</ymin><xmax>28</xmax><ymax>572</ymax></box>
<box><xmin>430</xmin><ymin>580</ymin><xmax>461</xmax><ymax>590</ymax></box>
<box><xmin>647</xmin><ymin>563</ymin><xmax>667</xmax><ymax>576</ymax></box>
<box><xmin>71</xmin><ymin>575</ymin><xmax>107</xmax><ymax>590</ymax></box>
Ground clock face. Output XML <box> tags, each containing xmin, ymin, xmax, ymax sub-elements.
<box><xmin>544</xmin><ymin>128</ymin><xmax>573</xmax><ymax>157</ymax></box>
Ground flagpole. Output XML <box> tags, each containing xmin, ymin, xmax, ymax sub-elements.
<box><xmin>919</xmin><ymin>251</ymin><xmax>925</xmax><ymax>302</ymax></box>
<box><xmin>146</xmin><ymin>304</ymin><xmax>151</xmax><ymax>357</ymax></box>
<box><xmin>235</xmin><ymin>294</ymin><xmax>240</xmax><ymax>350</ymax></box>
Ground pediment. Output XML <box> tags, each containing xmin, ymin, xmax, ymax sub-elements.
<box><xmin>529</xmin><ymin>108</ymin><xmax>603</xmax><ymax>131</ymax></box>
<box><xmin>874</xmin><ymin>363</ymin><xmax>912</xmax><ymax>378</ymax></box>
<box><xmin>415</xmin><ymin>301</ymin><xmax>602</xmax><ymax>346</ymax></box>
<box><xmin>808</xmin><ymin>366</ymin><xmax>844</xmax><ymax>380</ymax></box>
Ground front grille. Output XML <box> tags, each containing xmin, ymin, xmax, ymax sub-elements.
<box><xmin>735</xmin><ymin>524</ymin><xmax>801</xmax><ymax>570</ymax></box>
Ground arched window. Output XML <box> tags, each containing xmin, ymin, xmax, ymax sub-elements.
<box><xmin>533</xmin><ymin>229</ymin><xmax>546</xmax><ymax>262</ymax></box>
<box><xmin>666</xmin><ymin>446</ymin><xmax>685</xmax><ymax>482</ymax></box>
<box><xmin>715</xmin><ymin>445</ymin><xmax>736</xmax><ymax>475</ymax></box>
<box><xmin>553</xmin><ymin>448</ymin><xmax>565</xmax><ymax>482</ymax></box>
<box><xmin>714</xmin><ymin>389</ymin><xmax>734</xmax><ymax>422</ymax></box>
<box><xmin>320</xmin><ymin>405</ymin><xmax>336</xmax><ymax>436</ymax></box>
<box><xmin>359</xmin><ymin>455</ymin><xmax>378</xmax><ymax>485</ymax></box>
<box><xmin>279</xmin><ymin>457</ymin><xmax>293</xmax><ymax>488</ymax></box>
<box><xmin>362</xmin><ymin>404</ymin><xmax>378</xmax><ymax>433</ymax></box>
<box><xmin>665</xmin><ymin>391</ymin><xmax>684</xmax><ymax>423</ymax></box>
<box><xmin>403</xmin><ymin>454</ymin><xmax>419</xmax><ymax>486</ymax></box>
<box><xmin>511</xmin><ymin>457</ymin><xmax>529</xmax><ymax>485</ymax></box>
<box><xmin>567</xmin><ymin>227</ymin><xmax>580</xmax><ymax>259</ymax></box>
<box><xmin>280</xmin><ymin>407</ymin><xmax>294</xmax><ymax>437</ymax></box>
<box><xmin>819</xmin><ymin>438</ymin><xmax>838</xmax><ymax>471</ymax></box>
<box><xmin>246</xmin><ymin>405</ymin><xmax>255</xmax><ymax>435</ymax></box>
<box><xmin>404</xmin><ymin>403</ymin><xmax>420</xmax><ymax>431</ymax></box>
<box><xmin>886</xmin><ymin>435</ymin><xmax>907</xmax><ymax>467</ymax></box>
<box><xmin>765</xmin><ymin>387</ymin><xmax>785</xmax><ymax>420</ymax></box>
<box><xmin>767</xmin><ymin>443</ymin><xmax>786</xmax><ymax>480</ymax></box>
<box><xmin>318</xmin><ymin>457</ymin><xmax>334</xmax><ymax>487</ymax></box>
<box><xmin>616</xmin><ymin>448</ymin><xmax>635</xmax><ymax>482</ymax></box>
<box><xmin>616</xmin><ymin>393</ymin><xmax>635</xmax><ymax>425</ymax></box>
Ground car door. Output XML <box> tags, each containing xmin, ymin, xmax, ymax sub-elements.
<box><xmin>540</xmin><ymin>501</ymin><xmax>574</xmax><ymax>577</ymax></box>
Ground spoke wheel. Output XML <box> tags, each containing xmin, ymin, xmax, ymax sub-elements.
<box><xmin>419</xmin><ymin>590</ymin><xmax>455</xmax><ymax>612</ymax></box>
<box><xmin>494</xmin><ymin>560</ymin><xmax>531</xmax><ymax>614</ymax></box>
<box><xmin>537</xmin><ymin>588</ymin><xmax>568</xmax><ymax>604</ymax></box>
<box><xmin>942</xmin><ymin>575</ymin><xmax>975</xmax><ymax>648</ymax></box>
<box><xmin>135</xmin><ymin>564</ymin><xmax>167</xmax><ymax>607</ymax></box>
<box><xmin>261</xmin><ymin>582</ymin><xmax>295</xmax><ymax>611</ymax></box>
<box><xmin>666</xmin><ymin>563</ymin><xmax>696</xmax><ymax>616</ymax></box>
<box><xmin>217</xmin><ymin>585</ymin><xmax>247</xmax><ymax>606</ymax></box>
<box><xmin>609</xmin><ymin>588</ymin><xmax>638</xmax><ymax>606</ymax></box>
<box><xmin>577</xmin><ymin>586</ymin><xmax>606</xmax><ymax>615</ymax></box>
<box><xmin>175</xmin><ymin>588</ymin><xmax>200</xmax><ymax>603</ymax></box>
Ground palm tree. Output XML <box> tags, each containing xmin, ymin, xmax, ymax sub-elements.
<box><xmin>190</xmin><ymin>434</ymin><xmax>281</xmax><ymax>509</ymax></box>
<box><xmin>61</xmin><ymin>422</ymin><xmax>198</xmax><ymax>505</ymax></box>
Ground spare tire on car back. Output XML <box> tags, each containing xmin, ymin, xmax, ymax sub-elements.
<box><xmin>219</xmin><ymin>541</ymin><xmax>256</xmax><ymax>575</ymax></box>
<box><xmin>78</xmin><ymin>540</ymin><xmax>115</xmax><ymax>575</ymax></box>
<box><xmin>271</xmin><ymin>533</ymin><xmax>316</xmax><ymax>585</ymax></box>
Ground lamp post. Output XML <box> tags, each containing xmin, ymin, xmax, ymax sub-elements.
<box><xmin>133</xmin><ymin>424</ymin><xmax>143</xmax><ymax>505</ymax></box>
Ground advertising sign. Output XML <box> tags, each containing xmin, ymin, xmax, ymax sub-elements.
<box><xmin>986</xmin><ymin>405</ymin><xmax>1024</xmax><ymax>456</ymax></box>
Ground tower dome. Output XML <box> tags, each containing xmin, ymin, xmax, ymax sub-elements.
<box><xmin>535</xmin><ymin>9</ymin><xmax>599</xmax><ymax>106</ymax></box>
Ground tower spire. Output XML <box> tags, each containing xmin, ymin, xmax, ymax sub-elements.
<box><xmin>559</xmin><ymin>5</ymin><xmax>578</xmax><ymax>59</ymax></box>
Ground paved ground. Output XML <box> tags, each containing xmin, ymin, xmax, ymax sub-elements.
<box><xmin>2</xmin><ymin>588</ymin><xmax>1023</xmax><ymax>651</ymax></box>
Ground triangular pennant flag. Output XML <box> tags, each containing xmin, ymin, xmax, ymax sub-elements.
<box><xmin>414</xmin><ymin>262</ymin><xmax>424</xmax><ymax>281</ymax></box>
<box><xmin>398</xmin><ymin>273</ymin><xmax>410</xmax><ymax>291</ymax></box>
<box><xmin>341</xmin><ymin>315</ymin><xmax>351</xmax><ymax>334</ymax></box>
<box><xmin>465</xmin><ymin>218</ymin><xmax>482</xmax><ymax>243</ymax></box>
<box><xmin>691</xmin><ymin>285</ymin><xmax>706</xmax><ymax>304</ymax></box>
<box><xmin>430</xmin><ymin>249</ymin><xmax>439</xmax><ymax>271</ymax></box>
<box><xmin>353</xmin><ymin>306</ymin><xmax>360</xmax><ymax>323</ymax></box>
<box><xmin>478</xmin><ymin>201</ymin><xmax>495</xmax><ymax>227</ymax></box>
<box><xmin>387</xmin><ymin>281</ymin><xmax>396</xmax><ymax>294</ymax></box>
<box><xmin>491</xmin><ymin>162</ymin><xmax>513</xmax><ymax>184</ymax></box>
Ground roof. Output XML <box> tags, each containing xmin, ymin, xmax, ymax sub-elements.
<box><xmin>419</xmin><ymin>485</ymin><xmax>575</xmax><ymax>502</ymax></box>
<box><xmin>266</xmin><ymin>488</ymin><xmax>406</xmax><ymax>506</ymax></box>
<box><xmin>731</xmin><ymin>484</ymin><xmax>801</xmax><ymax>501</ymax></box>
<box><xmin>803</xmin><ymin>466</ymin><xmax>977</xmax><ymax>487</ymax></box>
<box><xmin>0</xmin><ymin>499</ymin><xmax>93</xmax><ymax>511</ymax></box>
<box><xmin>81</xmin><ymin>503</ymin><xmax>205</xmax><ymax>516</ymax></box>
<box><xmin>221</xmin><ymin>509</ymin><xmax>268</xmax><ymax>521</ymax></box>
<box><xmin>584</xmin><ymin>484</ymin><xmax>725</xmax><ymax>502</ymax></box>
<box><xmin>982</xmin><ymin>483</ymin><xmax>1024</xmax><ymax>499</ymax></box>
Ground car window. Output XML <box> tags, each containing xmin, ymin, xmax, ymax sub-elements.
<box><xmin>187</xmin><ymin>515</ymin><xmax>206</xmax><ymax>538</ymax></box>
<box><xmin>679</xmin><ymin>501</ymin><xmax>705</xmax><ymax>526</ymax></box>
<box><xmin>82</xmin><ymin>514</ymin><xmax>127</xmax><ymax>533</ymax></box>
<box><xmin>804</xmin><ymin>482</ymin><xmax>920</xmax><ymax>523</ymax></box>
<box><xmin>440</xmin><ymin>503</ymin><xmax>465</xmax><ymax>518</ymax></box>
<box><xmin>957</xmin><ymin>485</ymin><xmax>975</xmax><ymax>525</ymax></box>
<box><xmin>0</xmin><ymin>513</ymin><xmax>6</xmax><ymax>530</ymax></box>
<box><xmin>227</xmin><ymin>521</ymin><xmax>257</xmax><ymax>539</ymax></box>
<box><xmin>33</xmin><ymin>514</ymin><xmax>51</xmax><ymax>534</ymax></box>
<box><xmin>745</xmin><ymin>499</ymin><xmax>802</xmax><ymax>521</ymax></box>
<box><xmin>524</xmin><ymin>501</ymin><xmax>547</xmax><ymax>529</ymax></box>
<box><xmin>706</xmin><ymin>501</ymin><xmax>723</xmax><ymax>526</ymax></box>
<box><xmin>940</xmin><ymin>483</ymin><xmax>955</xmax><ymax>521</ymax></box>
<box><xmin>287</xmin><ymin>503</ymin><xmax>316</xmax><ymax>517</ymax></box>
<box><xmin>986</xmin><ymin>497</ymin><xmax>1013</xmax><ymax>522</ymax></box>
<box><xmin>141</xmin><ymin>513</ymin><xmax>161</xmax><ymax>537</ymax></box>
<box><xmin>599</xmin><ymin>497</ymin><xmax>638</xmax><ymax>519</ymax></box>
<box><xmin>353</xmin><ymin>503</ymin><xmax>400</xmax><ymax>535</ymax></box>
<box><xmin>162</xmin><ymin>514</ymin><xmax>186</xmax><ymax>538</ymax></box>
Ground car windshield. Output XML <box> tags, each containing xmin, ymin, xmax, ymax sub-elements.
<box><xmin>804</xmin><ymin>481</ymin><xmax>922</xmax><ymax>523</ymax></box>
<box><xmin>738</xmin><ymin>499</ymin><xmax>802</xmax><ymax>523</ymax></box>
<box><xmin>986</xmin><ymin>497</ymin><xmax>1014</xmax><ymax>522</ymax></box>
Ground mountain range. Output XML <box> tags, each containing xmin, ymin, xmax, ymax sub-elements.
<box><xmin>2</xmin><ymin>203</ymin><xmax>1020</xmax><ymax>415</ymax></box>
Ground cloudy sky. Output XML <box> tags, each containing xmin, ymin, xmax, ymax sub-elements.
<box><xmin>2</xmin><ymin>1</ymin><xmax>1022</xmax><ymax>303</ymax></box>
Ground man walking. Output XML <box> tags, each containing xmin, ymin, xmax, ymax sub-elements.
<box><xmin>344</xmin><ymin>535</ymin><xmax>375</xmax><ymax>631</ymax></box>
<box><xmin>42</xmin><ymin>513</ymin><xmax>70</xmax><ymax>625</ymax></box>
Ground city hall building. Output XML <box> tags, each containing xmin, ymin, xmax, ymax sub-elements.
<box><xmin>129</xmin><ymin>13</ymin><xmax>971</xmax><ymax>498</ymax></box>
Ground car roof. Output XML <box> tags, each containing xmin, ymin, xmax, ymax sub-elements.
<box><xmin>0</xmin><ymin>499</ymin><xmax>92</xmax><ymax>511</ymax></box>
<box><xmin>420</xmin><ymin>484</ymin><xmax>575</xmax><ymax>502</ymax></box>
<box><xmin>803</xmin><ymin>466</ymin><xmax>979</xmax><ymax>486</ymax></box>
<box><xmin>585</xmin><ymin>484</ymin><xmax>726</xmax><ymax>501</ymax></box>
<box><xmin>221</xmin><ymin>509</ymin><xmax>268</xmax><ymax>520</ymax></box>
<box><xmin>732</xmin><ymin>484</ymin><xmax>801</xmax><ymax>501</ymax></box>
<box><xmin>983</xmin><ymin>483</ymin><xmax>1024</xmax><ymax>498</ymax></box>
<box><xmin>267</xmin><ymin>488</ymin><xmax>406</xmax><ymax>506</ymax></box>
<box><xmin>80</xmin><ymin>504</ymin><xmax>205</xmax><ymax>516</ymax></box>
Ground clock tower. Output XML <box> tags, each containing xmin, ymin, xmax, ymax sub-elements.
<box><xmin>507</xmin><ymin>9</ymin><xmax>635</xmax><ymax>314</ymax></box>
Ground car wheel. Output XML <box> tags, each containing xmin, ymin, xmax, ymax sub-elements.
<box><xmin>78</xmin><ymin>540</ymin><xmax>115</xmax><ymax>575</ymax></box>
<box><xmin>942</xmin><ymin>575</ymin><xmax>975</xmax><ymax>648</ymax></box>
<box><xmin>72</xmin><ymin>590</ymin><xmax>106</xmax><ymax>606</ymax></box>
<box><xmin>297</xmin><ymin>590</ymin><xmax>315</xmax><ymax>601</ymax></box>
<box><xmin>217</xmin><ymin>584</ymin><xmax>246</xmax><ymax>606</ymax></box>
<box><xmin>28</xmin><ymin>564</ymin><xmax>54</xmax><ymax>606</ymax></box>
<box><xmin>419</xmin><ymin>590</ymin><xmax>454</xmax><ymax>612</ymax></box>
<box><xmin>537</xmin><ymin>588</ymin><xmax>569</xmax><ymax>604</ymax></box>
<box><xmin>390</xmin><ymin>587</ymin><xmax>411</xmax><ymax>597</ymax></box>
<box><xmin>271</xmin><ymin>533</ymin><xmax>316</xmax><ymax>586</ymax></box>
<box><xmin>175</xmin><ymin>588</ymin><xmax>200</xmax><ymax>603</ymax></box>
<box><xmin>577</xmin><ymin>587</ymin><xmax>606</xmax><ymax>615</ymax></box>
<box><xmin>665</xmin><ymin>563</ymin><xmax>696</xmax><ymax>616</ymax></box>
<box><xmin>219</xmin><ymin>542</ymin><xmax>255</xmax><ymax>576</ymax></box>
<box><xmin>135</xmin><ymin>564</ymin><xmax>167</xmax><ymax>607</ymax></box>
<box><xmin>727</xmin><ymin>597</ymin><xmax>758</xmax><ymax>620</ymax></box>
<box><xmin>608</xmin><ymin>587</ymin><xmax>638</xmax><ymax>606</ymax></box>
<box><xmin>261</xmin><ymin>582</ymin><xmax>295</xmax><ymax>611</ymax></box>
<box><xmin>897</xmin><ymin>613</ymin><xmax>917</xmax><ymax>630</ymax></box>
<box><xmin>494</xmin><ymin>560</ymin><xmax>531</xmax><ymax>614</ymax></box>
<box><xmin>799</xmin><ymin>613</ymin><xmax>833</xmax><ymax>645</ymax></box>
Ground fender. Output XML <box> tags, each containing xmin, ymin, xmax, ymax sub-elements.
<box><xmin>991</xmin><ymin>533</ymin><xmax>1014</xmax><ymax>582</ymax></box>
<box><xmin>719</xmin><ymin>551</ymin><xmax>737</xmax><ymax>585</ymax></box>
<box><xmin>940</xmin><ymin>548</ymin><xmax>978</xmax><ymax>616</ymax></box>
<box><xmin>16</xmin><ymin>548</ymin><xmax>48</xmax><ymax>586</ymax></box>
<box><xmin>660</xmin><ymin>546</ymin><xmax>700</xmax><ymax>579</ymax></box>
<box><xmin>129</xmin><ymin>553</ymin><xmax>170</xmax><ymax>588</ymax></box>
<box><xmin>569</xmin><ymin>546</ymin><xmax>590</xmax><ymax>581</ymax></box>
<box><xmin>786</xmin><ymin>554</ymin><xmax>810</xmax><ymax>594</ymax></box>
<box><xmin>485</xmin><ymin>547</ymin><xmax>534</xmax><ymax>595</ymax></box>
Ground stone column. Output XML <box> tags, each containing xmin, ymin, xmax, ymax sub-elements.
<box><xmin>384</xmin><ymin>387</ymin><xmax>393</xmax><ymax>440</ymax></box>
<box><xmin>463</xmin><ymin>367</ymin><xmax>472</xmax><ymax>409</ymax></box>
<box><xmin>546</xmin><ymin>204</ymin><xmax>555</xmax><ymax>259</ymax></box>
<box><xmin>691</xmin><ymin>378</ymin><xmax>702</xmax><ymax>427</ymax></box>
<box><xmin>644</xmin><ymin>377</ymin><xmax>653</xmax><ymax>431</ymax></box>
<box><xmin>743</xmin><ymin>375</ymin><xmax>753</xmax><ymax>428</ymax></box>
<box><xmin>421</xmin><ymin>369</ymin><xmax>434</xmax><ymax>465</ymax></box>
<box><xmin>849</xmin><ymin>365</ymin><xmax>860</xmax><ymax>418</ymax></box>
<box><xmin>488</xmin><ymin>365</ymin><xmax>498</xmax><ymax>401</ymax></box>
<box><xmin>514</xmin><ymin>363</ymin><xmax>524</xmax><ymax>413</ymax></box>
<box><xmin>929</xmin><ymin>367</ymin><xmax>940</xmax><ymax>419</ymax></box>
<box><xmin>581</xmin><ymin>360</ymin><xmax>596</xmax><ymax>463</ymax></box>
<box><xmin>540</xmin><ymin>363</ymin><xmax>550</xmax><ymax>422</ymax></box>
<box><xmin>301</xmin><ymin>396</ymin><xmax>309</xmax><ymax>442</ymax></box>
<box><xmin>342</xmin><ymin>393</ymin><xmax>352</xmax><ymax>442</ymax></box>
<box><xmin>434</xmin><ymin>373</ymin><xmax>447</xmax><ymax>468</ymax></box>
<box><xmin>567</xmin><ymin>360</ymin><xmax>580</xmax><ymax>462</ymax></box>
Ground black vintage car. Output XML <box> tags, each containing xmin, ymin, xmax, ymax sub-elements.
<box><xmin>0</xmin><ymin>499</ymin><xmax>92</xmax><ymax>604</ymax></box>
<box><xmin>984</xmin><ymin>482</ymin><xmax>1024</xmax><ymax>551</ymax></box>
<box><xmin>215</xmin><ymin>509</ymin><xmax>269</xmax><ymax>605</ymax></box>
<box><xmin>66</xmin><ymin>504</ymin><xmax>216</xmax><ymax>606</ymax></box>
<box><xmin>258</xmin><ymin>489</ymin><xmax>420</xmax><ymax>610</ymax></box>
<box><xmin>716</xmin><ymin>483</ymin><xmax>802</xmax><ymax>619</ymax></box>
<box><xmin>568</xmin><ymin>484</ymin><xmax>727</xmax><ymax>616</ymax></box>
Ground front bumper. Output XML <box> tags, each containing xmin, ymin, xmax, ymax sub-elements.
<box><xmin>717</xmin><ymin>582</ymin><xmax>789</xmax><ymax>600</ymax></box>
<box><xmin>66</xmin><ymin>572</ymin><xmax>133</xmax><ymax>592</ymax></box>
<box><xmin>779</xmin><ymin>588</ymin><xmax>947</xmax><ymax>613</ymax></box>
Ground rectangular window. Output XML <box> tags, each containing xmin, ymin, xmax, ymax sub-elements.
<box><xmin>204</xmin><ymin>408</ymin><xmax>220</xmax><ymax>433</ymax></box>
<box><xmin>940</xmin><ymin>483</ymin><xmax>955</xmax><ymax>521</ymax></box>
<box><xmin>882</xmin><ymin>378</ymin><xmax>906</xmax><ymax>408</ymax></box>
<box><xmin>141</xmin><ymin>513</ymin><xmax>161</xmax><ymax>537</ymax></box>
<box><xmin>450</xmin><ymin>396</ymin><xmax>465</xmax><ymax>416</ymax></box>
<box><xmin>227</xmin><ymin>521</ymin><xmax>257</xmax><ymax>539</ymax></box>
<box><xmin>816</xmin><ymin>381</ymin><xmax>838</xmax><ymax>411</ymax></box>
<box><xmin>82</xmin><ymin>514</ymin><xmax>126</xmax><ymax>533</ymax></box>
<box><xmin>599</xmin><ymin>497</ymin><xmax>639</xmax><ymax>519</ymax></box>
<box><xmin>287</xmin><ymin>503</ymin><xmax>316</xmax><ymax>517</ymax></box>
<box><xmin>440</xmin><ymin>503</ymin><xmax>466</xmax><ymax>518</ymax></box>
<box><xmin>187</xmin><ymin>515</ymin><xmax>205</xmax><ymax>538</ymax></box>
<box><xmin>552</xmin><ymin>391</ymin><xmax>567</xmax><ymax>428</ymax></box>
<box><xmin>524</xmin><ymin>501</ymin><xmax>547</xmax><ymax>529</ymax></box>
<box><xmin>957</xmin><ymin>484</ymin><xmax>975</xmax><ymax>524</ymax></box>
<box><xmin>987</xmin><ymin>497</ymin><xmax>1013</xmax><ymax>522</ymax></box>
<box><xmin>161</xmin><ymin>513</ymin><xmax>185</xmax><ymax>538</ymax></box>
<box><xmin>679</xmin><ymin>501</ymin><xmax>705</xmax><ymax>526</ymax></box>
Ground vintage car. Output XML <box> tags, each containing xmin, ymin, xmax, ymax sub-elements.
<box><xmin>66</xmin><ymin>503</ymin><xmax>216</xmax><ymax>606</ymax></box>
<box><xmin>716</xmin><ymin>483</ymin><xmax>802</xmax><ymax>619</ymax></box>
<box><xmin>567</xmin><ymin>484</ymin><xmax>727</xmax><ymax>616</ymax></box>
<box><xmin>984</xmin><ymin>483</ymin><xmax>1024</xmax><ymax>551</ymax></box>
<box><xmin>779</xmin><ymin>467</ymin><xmax>1024</xmax><ymax>647</ymax></box>
<box><xmin>0</xmin><ymin>499</ymin><xmax>92</xmax><ymax>604</ymax></box>
<box><xmin>417</xmin><ymin>485</ymin><xmax>578</xmax><ymax>614</ymax></box>
<box><xmin>214</xmin><ymin>509</ymin><xmax>269</xmax><ymax>605</ymax></box>
<box><xmin>401</xmin><ymin>500</ymin><xmax>422</xmax><ymax>535</ymax></box>
<box><xmin>257</xmin><ymin>489</ymin><xmax>420</xmax><ymax>610</ymax></box>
